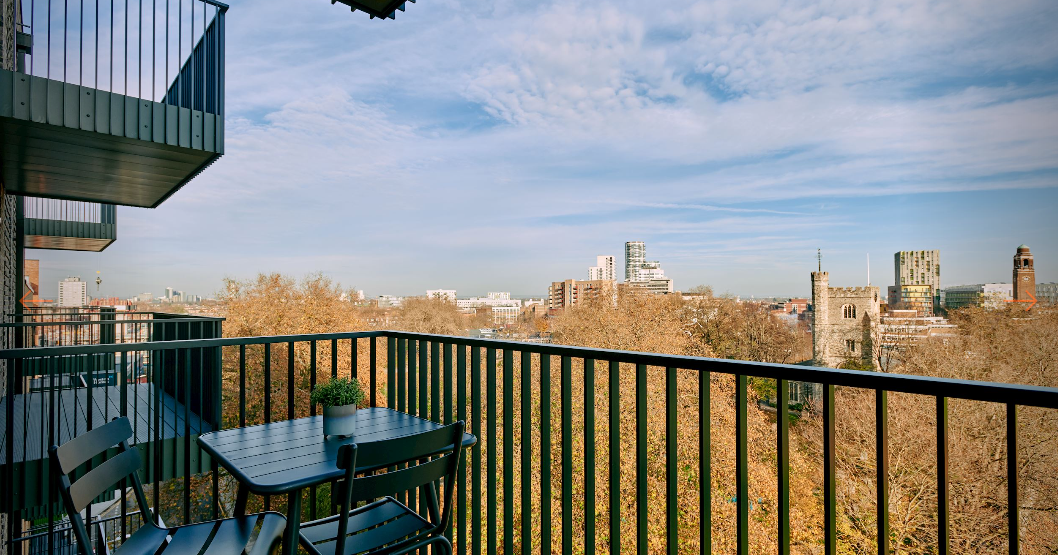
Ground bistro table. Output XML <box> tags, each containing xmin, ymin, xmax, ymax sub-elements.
<box><xmin>197</xmin><ymin>407</ymin><xmax>477</xmax><ymax>555</ymax></box>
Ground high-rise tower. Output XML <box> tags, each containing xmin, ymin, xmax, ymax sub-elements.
<box><xmin>1013</xmin><ymin>245</ymin><xmax>1035</xmax><ymax>301</ymax></box>
<box><xmin>624</xmin><ymin>242</ymin><xmax>645</xmax><ymax>282</ymax></box>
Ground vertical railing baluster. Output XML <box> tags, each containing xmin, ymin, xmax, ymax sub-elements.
<box><xmin>584</xmin><ymin>358</ymin><xmax>595</xmax><ymax>555</ymax></box>
<box><xmin>431</xmin><ymin>341</ymin><xmax>440</xmax><ymax>423</ymax></box>
<box><xmin>264</xmin><ymin>342</ymin><xmax>272</xmax><ymax>511</ymax></box>
<box><xmin>370</xmin><ymin>337</ymin><xmax>377</xmax><ymax>407</ymax></box>
<box><xmin>418</xmin><ymin>340</ymin><xmax>427</xmax><ymax>514</ymax></box>
<box><xmin>472</xmin><ymin>346</ymin><xmax>482</xmax><ymax>555</ymax></box>
<box><xmin>238</xmin><ymin>344</ymin><xmax>245</xmax><ymax>427</ymax></box>
<box><xmin>562</xmin><ymin>355</ymin><xmax>573</xmax><ymax>555</ymax></box>
<box><xmin>287</xmin><ymin>342</ymin><xmax>295</xmax><ymax>421</ymax></box>
<box><xmin>444</xmin><ymin>343</ymin><xmax>453</xmax><ymax>427</ymax></box>
<box><xmin>487</xmin><ymin>347</ymin><xmax>497</xmax><ymax>555</ymax></box>
<box><xmin>183</xmin><ymin>347</ymin><xmax>191</xmax><ymax>524</ymax></box>
<box><xmin>876</xmin><ymin>389</ymin><xmax>887</xmax><ymax>555</ymax></box>
<box><xmin>701</xmin><ymin>371</ymin><xmax>712</xmax><ymax>555</ymax></box>
<box><xmin>521</xmin><ymin>352</ymin><xmax>532</xmax><ymax>555</ymax></box>
<box><xmin>937</xmin><ymin>396</ymin><xmax>949</xmax><ymax>555</ymax></box>
<box><xmin>397</xmin><ymin>339</ymin><xmax>406</xmax><ymax>413</ymax></box>
<box><xmin>504</xmin><ymin>349</ymin><xmax>515</xmax><ymax>555</ymax></box>
<box><xmin>609</xmin><ymin>360</ymin><xmax>620</xmax><ymax>555</ymax></box>
<box><xmin>457</xmin><ymin>343</ymin><xmax>467</xmax><ymax>554</ymax></box>
<box><xmin>665</xmin><ymin>366</ymin><xmax>677</xmax><ymax>555</ymax></box>
<box><xmin>409</xmin><ymin>340</ymin><xmax>418</xmax><ymax>418</ymax></box>
<box><xmin>444</xmin><ymin>342</ymin><xmax>454</xmax><ymax>543</ymax></box>
<box><xmin>540</xmin><ymin>354</ymin><xmax>553</xmax><ymax>555</ymax></box>
<box><xmin>387</xmin><ymin>337</ymin><xmax>397</xmax><ymax>409</ymax></box>
<box><xmin>352</xmin><ymin>337</ymin><xmax>359</xmax><ymax>381</ymax></box>
<box><xmin>636</xmin><ymin>364</ymin><xmax>647</xmax><ymax>555</ymax></box>
<box><xmin>332</xmin><ymin>338</ymin><xmax>338</xmax><ymax>380</ymax></box>
<box><xmin>1007</xmin><ymin>403</ymin><xmax>1018</xmax><ymax>555</ymax></box>
<box><xmin>824</xmin><ymin>384</ymin><xmax>836</xmax><ymax>555</ymax></box>
<box><xmin>736</xmin><ymin>374</ymin><xmax>748</xmax><ymax>555</ymax></box>
<box><xmin>310</xmin><ymin>340</ymin><xmax>318</xmax><ymax>520</ymax></box>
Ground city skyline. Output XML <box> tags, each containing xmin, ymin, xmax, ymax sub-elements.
<box><xmin>26</xmin><ymin>0</ymin><xmax>1058</xmax><ymax>299</ymax></box>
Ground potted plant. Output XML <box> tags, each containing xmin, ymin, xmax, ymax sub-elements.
<box><xmin>310</xmin><ymin>377</ymin><xmax>365</xmax><ymax>437</ymax></box>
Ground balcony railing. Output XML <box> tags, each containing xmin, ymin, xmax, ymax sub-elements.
<box><xmin>22</xmin><ymin>197</ymin><xmax>117</xmax><ymax>251</ymax></box>
<box><xmin>7</xmin><ymin>307</ymin><xmax>222</xmax><ymax>348</ymax></box>
<box><xmin>2</xmin><ymin>331</ymin><xmax>1056</xmax><ymax>554</ymax></box>
<box><xmin>0</xmin><ymin>0</ymin><xmax>227</xmax><ymax>207</ymax></box>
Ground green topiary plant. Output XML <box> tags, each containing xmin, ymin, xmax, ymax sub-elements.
<box><xmin>310</xmin><ymin>377</ymin><xmax>365</xmax><ymax>409</ymax></box>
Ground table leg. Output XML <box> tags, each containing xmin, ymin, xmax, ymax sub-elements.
<box><xmin>234</xmin><ymin>483</ymin><xmax>249</xmax><ymax>517</ymax></box>
<box><xmin>283</xmin><ymin>490</ymin><xmax>303</xmax><ymax>555</ymax></box>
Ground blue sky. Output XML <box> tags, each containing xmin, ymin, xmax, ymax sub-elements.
<box><xmin>32</xmin><ymin>0</ymin><xmax>1058</xmax><ymax>299</ymax></box>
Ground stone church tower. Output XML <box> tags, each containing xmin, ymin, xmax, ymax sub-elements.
<box><xmin>1013</xmin><ymin>245</ymin><xmax>1035</xmax><ymax>301</ymax></box>
<box><xmin>812</xmin><ymin>269</ymin><xmax>880</xmax><ymax>369</ymax></box>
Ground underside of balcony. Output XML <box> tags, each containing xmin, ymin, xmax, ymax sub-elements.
<box><xmin>24</xmin><ymin>201</ymin><xmax>117</xmax><ymax>252</ymax></box>
<box><xmin>0</xmin><ymin>70</ymin><xmax>222</xmax><ymax>208</ymax></box>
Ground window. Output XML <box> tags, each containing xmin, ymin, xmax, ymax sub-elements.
<box><xmin>845</xmin><ymin>339</ymin><xmax>856</xmax><ymax>353</ymax></box>
<box><xmin>842</xmin><ymin>304</ymin><xmax>857</xmax><ymax>319</ymax></box>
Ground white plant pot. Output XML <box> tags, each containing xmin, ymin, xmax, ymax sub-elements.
<box><xmin>322</xmin><ymin>404</ymin><xmax>358</xmax><ymax>437</ymax></box>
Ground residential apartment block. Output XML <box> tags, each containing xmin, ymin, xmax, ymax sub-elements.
<box><xmin>891</xmin><ymin>250</ymin><xmax>940</xmax><ymax>314</ymax></box>
<box><xmin>589</xmin><ymin>255</ymin><xmax>616</xmax><ymax>281</ymax></box>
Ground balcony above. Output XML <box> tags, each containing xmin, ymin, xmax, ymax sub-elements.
<box><xmin>23</xmin><ymin>199</ymin><xmax>116</xmax><ymax>252</ymax></box>
<box><xmin>0</xmin><ymin>1</ymin><xmax>226</xmax><ymax>208</ymax></box>
<box><xmin>331</xmin><ymin>0</ymin><xmax>416</xmax><ymax>20</ymax></box>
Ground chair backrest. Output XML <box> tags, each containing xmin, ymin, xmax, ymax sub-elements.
<box><xmin>332</xmin><ymin>421</ymin><xmax>466</xmax><ymax>553</ymax></box>
<box><xmin>49</xmin><ymin>417</ymin><xmax>154</xmax><ymax>555</ymax></box>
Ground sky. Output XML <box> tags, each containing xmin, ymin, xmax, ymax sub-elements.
<box><xmin>30</xmin><ymin>0</ymin><xmax>1058</xmax><ymax>300</ymax></box>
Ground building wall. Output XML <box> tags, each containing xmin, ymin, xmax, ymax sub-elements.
<box><xmin>943</xmin><ymin>283</ymin><xmax>1012</xmax><ymax>309</ymax></box>
<box><xmin>1038</xmin><ymin>283</ymin><xmax>1058</xmax><ymax>305</ymax></box>
<box><xmin>894</xmin><ymin>250</ymin><xmax>941</xmax><ymax>289</ymax></box>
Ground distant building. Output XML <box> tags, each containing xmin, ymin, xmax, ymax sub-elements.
<box><xmin>24</xmin><ymin>259</ymin><xmax>39</xmax><ymax>303</ymax></box>
<box><xmin>886</xmin><ymin>284</ymin><xmax>934</xmax><ymax>316</ymax></box>
<box><xmin>426</xmin><ymin>289</ymin><xmax>457</xmax><ymax>302</ymax></box>
<box><xmin>1013</xmin><ymin>245</ymin><xmax>1035</xmax><ymax>302</ymax></box>
<box><xmin>58</xmin><ymin>277</ymin><xmax>88</xmax><ymax>307</ymax></box>
<box><xmin>165</xmin><ymin>287</ymin><xmax>174</xmax><ymax>299</ymax></box>
<box><xmin>943</xmin><ymin>283</ymin><xmax>1012</xmax><ymax>310</ymax></box>
<box><xmin>589</xmin><ymin>255</ymin><xmax>616</xmax><ymax>281</ymax></box>
<box><xmin>377</xmin><ymin>295</ymin><xmax>404</xmax><ymax>308</ymax></box>
<box><xmin>893</xmin><ymin>250</ymin><xmax>940</xmax><ymax>314</ymax></box>
<box><xmin>1037</xmin><ymin>283</ymin><xmax>1058</xmax><ymax>305</ymax></box>
<box><xmin>548</xmin><ymin>279</ymin><xmax>614</xmax><ymax>311</ymax></box>
<box><xmin>811</xmin><ymin>270</ymin><xmax>880</xmax><ymax>369</ymax></box>
<box><xmin>624</xmin><ymin>241</ymin><xmax>673</xmax><ymax>293</ymax></box>
<box><xmin>137</xmin><ymin>292</ymin><xmax>153</xmax><ymax>302</ymax></box>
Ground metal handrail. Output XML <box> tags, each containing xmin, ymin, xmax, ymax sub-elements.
<box><xmin>2</xmin><ymin>330</ymin><xmax>1056</xmax><ymax>409</ymax></box>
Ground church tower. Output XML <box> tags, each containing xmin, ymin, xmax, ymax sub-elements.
<box><xmin>1013</xmin><ymin>245</ymin><xmax>1035</xmax><ymax>301</ymax></box>
<box><xmin>811</xmin><ymin>269</ymin><xmax>829</xmax><ymax>365</ymax></box>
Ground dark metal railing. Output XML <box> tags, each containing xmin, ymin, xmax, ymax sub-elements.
<box><xmin>2</xmin><ymin>330</ymin><xmax>1056</xmax><ymax>555</ymax></box>
<box><xmin>14</xmin><ymin>0</ymin><xmax>226</xmax><ymax>115</ymax></box>
<box><xmin>23</xmin><ymin>198</ymin><xmax>115</xmax><ymax>224</ymax></box>
<box><xmin>5</xmin><ymin>309</ymin><xmax>222</xmax><ymax>347</ymax></box>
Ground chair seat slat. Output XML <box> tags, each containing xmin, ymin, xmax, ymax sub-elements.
<box><xmin>162</xmin><ymin>521</ymin><xmax>219</xmax><ymax>555</ymax></box>
<box><xmin>316</xmin><ymin>514</ymin><xmax>428</xmax><ymax>555</ymax></box>
<box><xmin>198</xmin><ymin>516</ymin><xmax>259</xmax><ymax>555</ymax></box>
<box><xmin>299</xmin><ymin>500</ymin><xmax>406</xmax><ymax>544</ymax></box>
<box><xmin>111</xmin><ymin>525</ymin><xmax>170</xmax><ymax>555</ymax></box>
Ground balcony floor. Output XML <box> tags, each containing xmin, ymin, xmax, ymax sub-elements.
<box><xmin>1</xmin><ymin>383</ymin><xmax>211</xmax><ymax>464</ymax></box>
